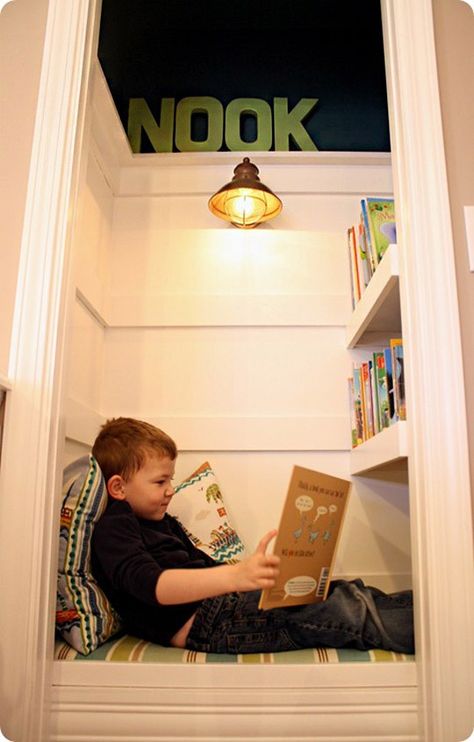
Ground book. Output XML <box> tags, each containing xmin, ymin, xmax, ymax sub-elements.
<box><xmin>347</xmin><ymin>227</ymin><xmax>361</xmax><ymax>307</ymax></box>
<box><xmin>348</xmin><ymin>377</ymin><xmax>358</xmax><ymax>448</ymax></box>
<box><xmin>383</xmin><ymin>346</ymin><xmax>397</xmax><ymax>424</ymax></box>
<box><xmin>259</xmin><ymin>466</ymin><xmax>351</xmax><ymax>610</ymax></box>
<box><xmin>360</xmin><ymin>197</ymin><xmax>378</xmax><ymax>269</ymax></box>
<box><xmin>390</xmin><ymin>338</ymin><xmax>406</xmax><ymax>421</ymax></box>
<box><xmin>373</xmin><ymin>351</ymin><xmax>390</xmax><ymax>430</ymax></box>
<box><xmin>352</xmin><ymin>366</ymin><xmax>364</xmax><ymax>446</ymax></box>
<box><xmin>361</xmin><ymin>361</ymin><xmax>374</xmax><ymax>438</ymax></box>
<box><xmin>364</xmin><ymin>198</ymin><xmax>397</xmax><ymax>263</ymax></box>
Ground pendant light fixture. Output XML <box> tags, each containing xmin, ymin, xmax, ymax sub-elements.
<box><xmin>208</xmin><ymin>157</ymin><xmax>282</xmax><ymax>229</ymax></box>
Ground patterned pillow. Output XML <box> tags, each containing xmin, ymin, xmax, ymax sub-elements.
<box><xmin>169</xmin><ymin>461</ymin><xmax>246</xmax><ymax>563</ymax></box>
<box><xmin>56</xmin><ymin>455</ymin><xmax>122</xmax><ymax>655</ymax></box>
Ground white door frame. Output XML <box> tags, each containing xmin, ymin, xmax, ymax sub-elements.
<box><xmin>0</xmin><ymin>1</ymin><xmax>100</xmax><ymax>740</ymax></box>
<box><xmin>0</xmin><ymin>1</ymin><xmax>472</xmax><ymax>740</ymax></box>
<box><xmin>382</xmin><ymin>2</ymin><xmax>474</xmax><ymax>740</ymax></box>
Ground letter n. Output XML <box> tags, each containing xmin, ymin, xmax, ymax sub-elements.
<box><xmin>128</xmin><ymin>98</ymin><xmax>175</xmax><ymax>153</ymax></box>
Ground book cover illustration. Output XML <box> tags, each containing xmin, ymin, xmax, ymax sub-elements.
<box><xmin>365</xmin><ymin>198</ymin><xmax>397</xmax><ymax>262</ymax></box>
<box><xmin>259</xmin><ymin>466</ymin><xmax>351</xmax><ymax>610</ymax></box>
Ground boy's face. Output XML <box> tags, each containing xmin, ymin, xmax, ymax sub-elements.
<box><xmin>115</xmin><ymin>454</ymin><xmax>176</xmax><ymax>521</ymax></box>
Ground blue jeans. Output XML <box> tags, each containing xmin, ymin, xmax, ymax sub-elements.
<box><xmin>186</xmin><ymin>579</ymin><xmax>414</xmax><ymax>654</ymax></box>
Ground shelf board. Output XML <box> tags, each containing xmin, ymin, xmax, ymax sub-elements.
<box><xmin>346</xmin><ymin>244</ymin><xmax>401</xmax><ymax>348</ymax></box>
<box><xmin>350</xmin><ymin>421</ymin><xmax>408</xmax><ymax>475</ymax></box>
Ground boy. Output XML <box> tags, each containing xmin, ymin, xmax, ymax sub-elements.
<box><xmin>91</xmin><ymin>417</ymin><xmax>414</xmax><ymax>654</ymax></box>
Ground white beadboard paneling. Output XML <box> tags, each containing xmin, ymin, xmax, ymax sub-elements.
<box><xmin>150</xmin><ymin>415</ymin><xmax>348</xmax><ymax>451</ymax></box>
<box><xmin>65</xmin><ymin>396</ymin><xmax>103</xmax><ymax>447</ymax></box>
<box><xmin>107</xmin><ymin>229</ymin><xmax>351</xmax><ymax>316</ymax></box>
<box><xmin>101</xmin><ymin>326</ymin><xmax>351</xmax><ymax>418</ymax></box>
<box><xmin>73</xmin><ymin>150</ymin><xmax>114</xmax><ymax>316</ymax></box>
<box><xmin>108</xmin><ymin>293</ymin><xmax>349</xmax><ymax>327</ymax></box>
<box><xmin>66</xmin><ymin>299</ymin><xmax>105</xmax><ymax>412</ymax></box>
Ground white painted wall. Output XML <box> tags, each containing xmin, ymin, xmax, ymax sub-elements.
<box><xmin>0</xmin><ymin>0</ymin><xmax>49</xmax><ymax>377</ymax></box>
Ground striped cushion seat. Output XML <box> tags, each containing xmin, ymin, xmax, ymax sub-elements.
<box><xmin>54</xmin><ymin>635</ymin><xmax>414</xmax><ymax>664</ymax></box>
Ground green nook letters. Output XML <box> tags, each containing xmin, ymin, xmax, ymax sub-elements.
<box><xmin>128</xmin><ymin>96</ymin><xmax>319</xmax><ymax>153</ymax></box>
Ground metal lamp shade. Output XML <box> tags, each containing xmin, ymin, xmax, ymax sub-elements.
<box><xmin>208</xmin><ymin>157</ymin><xmax>282</xmax><ymax>229</ymax></box>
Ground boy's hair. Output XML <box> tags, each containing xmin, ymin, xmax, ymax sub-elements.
<box><xmin>92</xmin><ymin>417</ymin><xmax>177</xmax><ymax>484</ymax></box>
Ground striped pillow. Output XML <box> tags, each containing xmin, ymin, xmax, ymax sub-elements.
<box><xmin>56</xmin><ymin>455</ymin><xmax>122</xmax><ymax>655</ymax></box>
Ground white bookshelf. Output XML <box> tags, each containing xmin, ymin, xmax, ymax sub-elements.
<box><xmin>350</xmin><ymin>421</ymin><xmax>407</xmax><ymax>475</ymax></box>
<box><xmin>346</xmin><ymin>244</ymin><xmax>401</xmax><ymax>348</ymax></box>
<box><xmin>347</xmin><ymin>243</ymin><xmax>407</xmax><ymax>475</ymax></box>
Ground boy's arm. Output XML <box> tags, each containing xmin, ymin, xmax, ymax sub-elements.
<box><xmin>156</xmin><ymin>530</ymin><xmax>279</xmax><ymax>605</ymax></box>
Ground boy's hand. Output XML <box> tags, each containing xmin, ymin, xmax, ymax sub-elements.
<box><xmin>233</xmin><ymin>530</ymin><xmax>280</xmax><ymax>592</ymax></box>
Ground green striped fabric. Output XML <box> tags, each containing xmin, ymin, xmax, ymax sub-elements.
<box><xmin>54</xmin><ymin>635</ymin><xmax>414</xmax><ymax>664</ymax></box>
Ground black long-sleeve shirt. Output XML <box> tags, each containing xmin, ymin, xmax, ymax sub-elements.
<box><xmin>91</xmin><ymin>499</ymin><xmax>217</xmax><ymax>645</ymax></box>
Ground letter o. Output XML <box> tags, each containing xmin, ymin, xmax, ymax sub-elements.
<box><xmin>175</xmin><ymin>97</ymin><xmax>223</xmax><ymax>152</ymax></box>
<box><xmin>225</xmin><ymin>98</ymin><xmax>272</xmax><ymax>151</ymax></box>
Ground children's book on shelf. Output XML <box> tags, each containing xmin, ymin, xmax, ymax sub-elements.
<box><xmin>363</xmin><ymin>197</ymin><xmax>396</xmax><ymax>264</ymax></box>
<box><xmin>373</xmin><ymin>351</ymin><xmax>390</xmax><ymax>430</ymax></box>
<box><xmin>383</xmin><ymin>346</ymin><xmax>397</xmax><ymax>424</ymax></box>
<box><xmin>349</xmin><ymin>339</ymin><xmax>405</xmax><ymax>446</ymax></box>
<box><xmin>352</xmin><ymin>367</ymin><xmax>364</xmax><ymax>446</ymax></box>
<box><xmin>259</xmin><ymin>466</ymin><xmax>351</xmax><ymax>610</ymax></box>
<box><xmin>390</xmin><ymin>338</ymin><xmax>406</xmax><ymax>421</ymax></box>
<box><xmin>347</xmin><ymin>197</ymin><xmax>397</xmax><ymax>307</ymax></box>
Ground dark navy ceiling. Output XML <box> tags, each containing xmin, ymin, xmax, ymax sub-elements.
<box><xmin>98</xmin><ymin>0</ymin><xmax>390</xmax><ymax>153</ymax></box>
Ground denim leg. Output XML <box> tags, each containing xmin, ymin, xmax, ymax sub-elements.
<box><xmin>186</xmin><ymin>580</ymin><xmax>414</xmax><ymax>655</ymax></box>
<box><xmin>284</xmin><ymin>579</ymin><xmax>414</xmax><ymax>653</ymax></box>
<box><xmin>187</xmin><ymin>591</ymin><xmax>299</xmax><ymax>654</ymax></box>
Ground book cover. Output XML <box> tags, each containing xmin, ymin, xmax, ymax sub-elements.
<box><xmin>349</xmin><ymin>225</ymin><xmax>366</xmax><ymax>297</ymax></box>
<box><xmin>390</xmin><ymin>338</ymin><xmax>406</xmax><ymax>421</ymax></box>
<box><xmin>348</xmin><ymin>377</ymin><xmax>358</xmax><ymax>448</ymax></box>
<box><xmin>369</xmin><ymin>358</ymin><xmax>379</xmax><ymax>434</ymax></box>
<box><xmin>259</xmin><ymin>466</ymin><xmax>351</xmax><ymax>610</ymax></box>
<box><xmin>360</xmin><ymin>198</ymin><xmax>378</xmax><ymax>269</ymax></box>
<box><xmin>361</xmin><ymin>361</ymin><xmax>374</xmax><ymax>438</ymax></box>
<box><xmin>374</xmin><ymin>351</ymin><xmax>390</xmax><ymax>430</ymax></box>
<box><xmin>356</xmin><ymin>222</ymin><xmax>371</xmax><ymax>289</ymax></box>
<box><xmin>365</xmin><ymin>198</ymin><xmax>397</xmax><ymax>262</ymax></box>
<box><xmin>383</xmin><ymin>346</ymin><xmax>397</xmax><ymax>424</ymax></box>
<box><xmin>347</xmin><ymin>227</ymin><xmax>360</xmax><ymax>307</ymax></box>
<box><xmin>352</xmin><ymin>366</ymin><xmax>364</xmax><ymax>446</ymax></box>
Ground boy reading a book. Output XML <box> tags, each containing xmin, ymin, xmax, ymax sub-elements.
<box><xmin>91</xmin><ymin>417</ymin><xmax>415</xmax><ymax>654</ymax></box>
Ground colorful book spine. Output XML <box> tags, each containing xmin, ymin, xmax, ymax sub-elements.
<box><xmin>350</xmin><ymin>342</ymin><xmax>406</xmax><ymax>448</ymax></box>
<box><xmin>361</xmin><ymin>361</ymin><xmax>374</xmax><ymax>438</ymax></box>
<box><xmin>369</xmin><ymin>359</ymin><xmax>379</xmax><ymax>434</ymax></box>
<box><xmin>383</xmin><ymin>346</ymin><xmax>397</xmax><ymax>424</ymax></box>
<box><xmin>352</xmin><ymin>366</ymin><xmax>364</xmax><ymax>446</ymax></box>
<box><xmin>348</xmin><ymin>377</ymin><xmax>358</xmax><ymax>448</ymax></box>
<box><xmin>390</xmin><ymin>338</ymin><xmax>406</xmax><ymax>421</ymax></box>
<box><xmin>347</xmin><ymin>227</ymin><xmax>360</xmax><ymax>308</ymax></box>
<box><xmin>374</xmin><ymin>351</ymin><xmax>390</xmax><ymax>430</ymax></box>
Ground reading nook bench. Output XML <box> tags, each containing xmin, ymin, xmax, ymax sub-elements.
<box><xmin>51</xmin><ymin>636</ymin><xmax>417</xmax><ymax>741</ymax></box>
<box><xmin>52</xmin><ymin>457</ymin><xmax>418</xmax><ymax>740</ymax></box>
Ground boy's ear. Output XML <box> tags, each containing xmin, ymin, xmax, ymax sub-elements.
<box><xmin>107</xmin><ymin>474</ymin><xmax>126</xmax><ymax>500</ymax></box>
